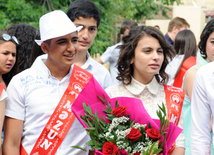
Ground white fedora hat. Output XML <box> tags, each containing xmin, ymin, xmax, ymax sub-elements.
<box><xmin>35</xmin><ymin>10</ymin><xmax>82</xmax><ymax>46</ymax></box>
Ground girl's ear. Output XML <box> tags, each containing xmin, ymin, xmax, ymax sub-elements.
<box><xmin>131</xmin><ymin>57</ymin><xmax>134</xmax><ymax>64</ymax></box>
<box><xmin>41</xmin><ymin>42</ymin><xmax>49</xmax><ymax>54</ymax></box>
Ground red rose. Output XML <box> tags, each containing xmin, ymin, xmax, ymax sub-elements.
<box><xmin>145</xmin><ymin>128</ymin><xmax>161</xmax><ymax>141</ymax></box>
<box><xmin>133</xmin><ymin>153</ymin><xmax>141</xmax><ymax>155</ymax></box>
<box><xmin>111</xmin><ymin>105</ymin><xmax>127</xmax><ymax>117</ymax></box>
<box><xmin>102</xmin><ymin>142</ymin><xmax>119</xmax><ymax>155</ymax></box>
<box><xmin>126</xmin><ymin>128</ymin><xmax>142</xmax><ymax>141</ymax></box>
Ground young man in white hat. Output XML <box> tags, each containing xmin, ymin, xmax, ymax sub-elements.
<box><xmin>3</xmin><ymin>10</ymin><xmax>92</xmax><ymax>155</ymax></box>
<box><xmin>66</xmin><ymin>0</ymin><xmax>112</xmax><ymax>90</ymax></box>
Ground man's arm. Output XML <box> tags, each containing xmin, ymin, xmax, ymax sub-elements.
<box><xmin>191</xmin><ymin>70</ymin><xmax>211</xmax><ymax>154</ymax></box>
<box><xmin>3</xmin><ymin>117</ymin><xmax>23</xmax><ymax>155</ymax></box>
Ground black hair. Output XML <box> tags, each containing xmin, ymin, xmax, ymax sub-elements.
<box><xmin>198</xmin><ymin>18</ymin><xmax>214</xmax><ymax>59</ymax></box>
<box><xmin>66</xmin><ymin>0</ymin><xmax>100</xmax><ymax>27</ymax></box>
<box><xmin>30</xmin><ymin>29</ymin><xmax>44</xmax><ymax>65</ymax></box>
<box><xmin>6</xmin><ymin>23</ymin><xmax>38</xmax><ymax>73</ymax></box>
<box><xmin>174</xmin><ymin>29</ymin><xmax>197</xmax><ymax>77</ymax></box>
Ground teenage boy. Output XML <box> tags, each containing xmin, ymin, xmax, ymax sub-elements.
<box><xmin>165</xmin><ymin>17</ymin><xmax>190</xmax><ymax>46</ymax></box>
<box><xmin>66</xmin><ymin>0</ymin><xmax>112</xmax><ymax>89</ymax></box>
<box><xmin>97</xmin><ymin>20</ymin><xmax>138</xmax><ymax>85</ymax></box>
<box><xmin>3</xmin><ymin>10</ymin><xmax>91</xmax><ymax>155</ymax></box>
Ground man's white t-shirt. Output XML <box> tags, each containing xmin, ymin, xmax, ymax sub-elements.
<box><xmin>5</xmin><ymin>55</ymin><xmax>90</xmax><ymax>155</ymax></box>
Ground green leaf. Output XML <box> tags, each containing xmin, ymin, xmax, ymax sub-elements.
<box><xmin>148</xmin><ymin>122</ymin><xmax>152</xmax><ymax>128</ymax></box>
<box><xmin>85</xmin><ymin>140</ymin><xmax>95</xmax><ymax>146</ymax></box>
<box><xmin>71</xmin><ymin>146</ymin><xmax>87</xmax><ymax>151</ymax></box>
<box><xmin>97</xmin><ymin>95</ymin><xmax>105</xmax><ymax>103</ymax></box>
<box><xmin>153</xmin><ymin>148</ymin><xmax>162</xmax><ymax>154</ymax></box>
<box><xmin>115</xmin><ymin>99</ymin><xmax>119</xmax><ymax>108</ymax></box>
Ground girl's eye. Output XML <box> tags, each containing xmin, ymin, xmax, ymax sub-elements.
<box><xmin>158</xmin><ymin>50</ymin><xmax>163</xmax><ymax>53</ymax></box>
<box><xmin>12</xmin><ymin>53</ymin><xmax>16</xmax><ymax>57</ymax></box>
<box><xmin>144</xmin><ymin>50</ymin><xmax>151</xmax><ymax>53</ymax></box>
<box><xmin>3</xmin><ymin>53</ymin><xmax>8</xmax><ymax>55</ymax></box>
<box><xmin>211</xmin><ymin>41</ymin><xmax>214</xmax><ymax>44</ymax></box>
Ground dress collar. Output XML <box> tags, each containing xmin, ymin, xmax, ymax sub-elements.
<box><xmin>125</xmin><ymin>77</ymin><xmax>160</xmax><ymax>95</ymax></box>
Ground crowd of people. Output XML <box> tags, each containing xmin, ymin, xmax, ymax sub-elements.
<box><xmin>0</xmin><ymin>0</ymin><xmax>213</xmax><ymax>154</ymax></box>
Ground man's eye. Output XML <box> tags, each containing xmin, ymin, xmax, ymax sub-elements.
<box><xmin>72</xmin><ymin>39</ymin><xmax>78</xmax><ymax>42</ymax></box>
<box><xmin>89</xmin><ymin>28</ymin><xmax>96</xmax><ymax>31</ymax></box>
<box><xmin>58</xmin><ymin>41</ymin><xmax>66</xmax><ymax>44</ymax></box>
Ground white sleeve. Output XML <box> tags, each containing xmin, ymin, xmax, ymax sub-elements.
<box><xmin>191</xmin><ymin>71</ymin><xmax>211</xmax><ymax>154</ymax></box>
<box><xmin>100</xmin><ymin>46</ymin><xmax>113</xmax><ymax>64</ymax></box>
<box><xmin>5</xmin><ymin>76</ymin><xmax>25</xmax><ymax>120</ymax></box>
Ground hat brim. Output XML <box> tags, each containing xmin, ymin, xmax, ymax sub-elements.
<box><xmin>35</xmin><ymin>25</ymin><xmax>83</xmax><ymax>46</ymax></box>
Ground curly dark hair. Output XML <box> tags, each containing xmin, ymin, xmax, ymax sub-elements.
<box><xmin>6</xmin><ymin>23</ymin><xmax>38</xmax><ymax>73</ymax></box>
<box><xmin>198</xmin><ymin>19</ymin><xmax>214</xmax><ymax>59</ymax></box>
<box><xmin>116</xmin><ymin>26</ymin><xmax>175</xmax><ymax>85</ymax></box>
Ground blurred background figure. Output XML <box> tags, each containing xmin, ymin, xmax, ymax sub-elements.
<box><xmin>165</xmin><ymin>29</ymin><xmax>197</xmax><ymax>87</ymax></box>
<box><xmin>98</xmin><ymin>20</ymin><xmax>138</xmax><ymax>85</ymax></box>
<box><xmin>6</xmin><ymin>24</ymin><xmax>39</xmax><ymax>73</ymax></box>
<box><xmin>165</xmin><ymin>17</ymin><xmax>190</xmax><ymax>46</ymax></box>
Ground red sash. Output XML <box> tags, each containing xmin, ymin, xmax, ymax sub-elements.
<box><xmin>173</xmin><ymin>56</ymin><xmax>196</xmax><ymax>88</ymax></box>
<box><xmin>21</xmin><ymin>65</ymin><xmax>92</xmax><ymax>155</ymax></box>
<box><xmin>0</xmin><ymin>83</ymin><xmax>4</xmax><ymax>96</ymax></box>
<box><xmin>164</xmin><ymin>84</ymin><xmax>185</xmax><ymax>154</ymax></box>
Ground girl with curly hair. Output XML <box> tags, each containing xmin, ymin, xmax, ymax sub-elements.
<box><xmin>105</xmin><ymin>25</ymin><xmax>185</xmax><ymax>155</ymax></box>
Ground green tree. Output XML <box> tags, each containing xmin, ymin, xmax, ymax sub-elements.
<box><xmin>0</xmin><ymin>0</ymin><xmax>180</xmax><ymax>55</ymax></box>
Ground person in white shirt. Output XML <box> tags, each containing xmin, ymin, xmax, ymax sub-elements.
<box><xmin>105</xmin><ymin>26</ymin><xmax>185</xmax><ymax>155</ymax></box>
<box><xmin>3</xmin><ymin>10</ymin><xmax>91</xmax><ymax>155</ymax></box>
<box><xmin>97</xmin><ymin>20</ymin><xmax>138</xmax><ymax>85</ymax></box>
<box><xmin>191</xmin><ymin>51</ymin><xmax>214</xmax><ymax>153</ymax></box>
<box><xmin>66</xmin><ymin>0</ymin><xmax>112</xmax><ymax>89</ymax></box>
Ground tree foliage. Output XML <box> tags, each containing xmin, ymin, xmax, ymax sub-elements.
<box><xmin>0</xmin><ymin>0</ymin><xmax>180</xmax><ymax>55</ymax></box>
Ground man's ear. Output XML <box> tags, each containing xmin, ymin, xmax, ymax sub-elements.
<box><xmin>41</xmin><ymin>42</ymin><xmax>49</xmax><ymax>54</ymax></box>
<box><xmin>172</xmin><ymin>26</ymin><xmax>178</xmax><ymax>34</ymax></box>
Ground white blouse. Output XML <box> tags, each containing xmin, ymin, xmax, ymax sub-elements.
<box><xmin>105</xmin><ymin>77</ymin><xmax>185</xmax><ymax>148</ymax></box>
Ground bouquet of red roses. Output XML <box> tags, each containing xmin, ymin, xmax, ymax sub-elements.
<box><xmin>71</xmin><ymin>77</ymin><xmax>182</xmax><ymax>155</ymax></box>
